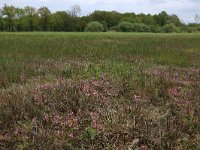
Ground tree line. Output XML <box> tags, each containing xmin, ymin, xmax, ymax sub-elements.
<box><xmin>0</xmin><ymin>4</ymin><xmax>199</xmax><ymax>32</ymax></box>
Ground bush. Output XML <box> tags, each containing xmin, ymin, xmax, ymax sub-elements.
<box><xmin>197</xmin><ymin>26</ymin><xmax>200</xmax><ymax>31</ymax></box>
<box><xmin>181</xmin><ymin>24</ymin><xmax>192</xmax><ymax>33</ymax></box>
<box><xmin>100</xmin><ymin>21</ymin><xmax>108</xmax><ymax>32</ymax></box>
<box><xmin>118</xmin><ymin>21</ymin><xmax>134</xmax><ymax>32</ymax></box>
<box><xmin>117</xmin><ymin>22</ymin><xmax>151</xmax><ymax>32</ymax></box>
<box><xmin>85</xmin><ymin>21</ymin><xmax>104</xmax><ymax>32</ymax></box>
<box><xmin>109</xmin><ymin>26</ymin><xmax>120</xmax><ymax>32</ymax></box>
<box><xmin>163</xmin><ymin>23</ymin><xmax>178</xmax><ymax>33</ymax></box>
<box><xmin>185</xmin><ymin>27</ymin><xmax>193</xmax><ymax>33</ymax></box>
<box><xmin>150</xmin><ymin>25</ymin><xmax>164</xmax><ymax>33</ymax></box>
<box><xmin>133</xmin><ymin>23</ymin><xmax>151</xmax><ymax>32</ymax></box>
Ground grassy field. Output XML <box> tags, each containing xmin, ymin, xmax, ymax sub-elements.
<box><xmin>0</xmin><ymin>32</ymin><xmax>200</xmax><ymax>149</ymax></box>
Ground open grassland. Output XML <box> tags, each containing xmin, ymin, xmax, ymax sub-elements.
<box><xmin>0</xmin><ymin>33</ymin><xmax>200</xmax><ymax>149</ymax></box>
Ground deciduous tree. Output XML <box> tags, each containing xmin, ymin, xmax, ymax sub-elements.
<box><xmin>2</xmin><ymin>4</ymin><xmax>16</xmax><ymax>31</ymax></box>
<box><xmin>154</xmin><ymin>11</ymin><xmax>169</xmax><ymax>26</ymax></box>
<box><xmin>70</xmin><ymin>5</ymin><xmax>81</xmax><ymax>31</ymax></box>
<box><xmin>0</xmin><ymin>8</ymin><xmax>3</xmax><ymax>31</ymax></box>
<box><xmin>38</xmin><ymin>6</ymin><xmax>51</xmax><ymax>31</ymax></box>
<box><xmin>24</xmin><ymin>6</ymin><xmax>38</xmax><ymax>31</ymax></box>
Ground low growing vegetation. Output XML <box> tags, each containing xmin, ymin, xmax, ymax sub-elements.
<box><xmin>0</xmin><ymin>32</ymin><xmax>200</xmax><ymax>149</ymax></box>
<box><xmin>85</xmin><ymin>22</ymin><xmax>104</xmax><ymax>32</ymax></box>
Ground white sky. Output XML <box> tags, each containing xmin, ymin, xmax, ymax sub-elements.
<box><xmin>0</xmin><ymin>0</ymin><xmax>199</xmax><ymax>23</ymax></box>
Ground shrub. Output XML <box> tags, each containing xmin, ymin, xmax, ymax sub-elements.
<box><xmin>175</xmin><ymin>27</ymin><xmax>183</xmax><ymax>33</ymax></box>
<box><xmin>150</xmin><ymin>25</ymin><xmax>164</xmax><ymax>33</ymax></box>
<box><xmin>181</xmin><ymin>25</ymin><xmax>192</xmax><ymax>33</ymax></box>
<box><xmin>118</xmin><ymin>21</ymin><xmax>134</xmax><ymax>32</ymax></box>
<box><xmin>100</xmin><ymin>21</ymin><xmax>108</xmax><ymax>32</ymax></box>
<box><xmin>185</xmin><ymin>27</ymin><xmax>193</xmax><ymax>33</ymax></box>
<box><xmin>117</xmin><ymin>22</ymin><xmax>151</xmax><ymax>32</ymax></box>
<box><xmin>163</xmin><ymin>23</ymin><xmax>178</xmax><ymax>33</ymax></box>
<box><xmin>133</xmin><ymin>23</ymin><xmax>151</xmax><ymax>32</ymax></box>
<box><xmin>109</xmin><ymin>25</ymin><xmax>120</xmax><ymax>32</ymax></box>
<box><xmin>197</xmin><ymin>26</ymin><xmax>200</xmax><ymax>31</ymax></box>
<box><xmin>85</xmin><ymin>21</ymin><xmax>104</xmax><ymax>32</ymax></box>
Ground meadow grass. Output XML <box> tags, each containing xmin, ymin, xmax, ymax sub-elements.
<box><xmin>0</xmin><ymin>32</ymin><xmax>200</xmax><ymax>149</ymax></box>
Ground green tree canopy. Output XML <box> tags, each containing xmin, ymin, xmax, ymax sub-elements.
<box><xmin>24</xmin><ymin>6</ymin><xmax>38</xmax><ymax>31</ymax></box>
<box><xmin>1</xmin><ymin>4</ymin><xmax>16</xmax><ymax>31</ymax></box>
<box><xmin>0</xmin><ymin>4</ymin><xmax>190</xmax><ymax>33</ymax></box>
<box><xmin>85</xmin><ymin>21</ymin><xmax>104</xmax><ymax>32</ymax></box>
<box><xmin>38</xmin><ymin>6</ymin><xmax>51</xmax><ymax>31</ymax></box>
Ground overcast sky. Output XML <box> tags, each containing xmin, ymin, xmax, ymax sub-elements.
<box><xmin>0</xmin><ymin>0</ymin><xmax>199</xmax><ymax>23</ymax></box>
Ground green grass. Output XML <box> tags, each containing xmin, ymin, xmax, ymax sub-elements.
<box><xmin>0</xmin><ymin>32</ymin><xmax>200</xmax><ymax>149</ymax></box>
<box><xmin>0</xmin><ymin>32</ymin><xmax>200</xmax><ymax>88</ymax></box>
